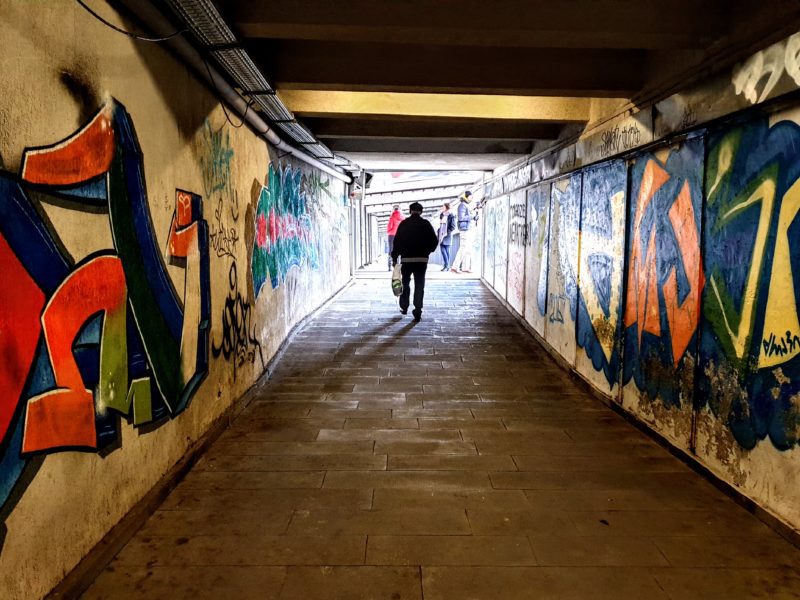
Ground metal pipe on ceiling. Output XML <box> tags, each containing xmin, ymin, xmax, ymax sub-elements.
<box><xmin>112</xmin><ymin>0</ymin><xmax>352</xmax><ymax>184</ymax></box>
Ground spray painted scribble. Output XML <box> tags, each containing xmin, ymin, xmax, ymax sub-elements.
<box><xmin>623</xmin><ymin>138</ymin><xmax>705</xmax><ymax>408</ymax></box>
<box><xmin>209</xmin><ymin>197</ymin><xmax>240</xmax><ymax>259</ymax></box>
<box><xmin>732</xmin><ymin>32</ymin><xmax>800</xmax><ymax>105</ymax></box>
<box><xmin>252</xmin><ymin>163</ymin><xmax>320</xmax><ymax>295</ymax></box>
<box><xmin>200</xmin><ymin>120</ymin><xmax>235</xmax><ymax>201</ymax></box>
<box><xmin>576</xmin><ymin>161</ymin><xmax>627</xmax><ymax>390</ymax></box>
<box><xmin>212</xmin><ymin>262</ymin><xmax>264</xmax><ymax>381</ymax></box>
<box><xmin>699</xmin><ymin>114</ymin><xmax>800</xmax><ymax>450</ymax></box>
<box><xmin>0</xmin><ymin>101</ymin><xmax>210</xmax><ymax>524</ymax></box>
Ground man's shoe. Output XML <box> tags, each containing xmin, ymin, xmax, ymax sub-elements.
<box><xmin>440</xmin><ymin>266</ymin><xmax>448</xmax><ymax>271</ymax></box>
<box><xmin>412</xmin><ymin>310</ymin><xmax>421</xmax><ymax>322</ymax></box>
<box><xmin>400</xmin><ymin>308</ymin><xmax>408</xmax><ymax>315</ymax></box>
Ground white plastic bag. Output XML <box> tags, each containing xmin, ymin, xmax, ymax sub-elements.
<box><xmin>391</xmin><ymin>263</ymin><xmax>403</xmax><ymax>297</ymax></box>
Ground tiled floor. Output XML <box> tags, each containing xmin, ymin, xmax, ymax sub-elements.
<box><xmin>83</xmin><ymin>279</ymin><xmax>800</xmax><ymax>599</ymax></box>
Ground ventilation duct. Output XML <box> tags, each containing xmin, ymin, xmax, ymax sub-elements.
<box><xmin>157</xmin><ymin>0</ymin><xmax>360</xmax><ymax>177</ymax></box>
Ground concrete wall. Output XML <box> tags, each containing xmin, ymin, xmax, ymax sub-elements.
<box><xmin>0</xmin><ymin>2</ymin><xmax>350</xmax><ymax>598</ymax></box>
<box><xmin>480</xmin><ymin>29</ymin><xmax>800</xmax><ymax>537</ymax></box>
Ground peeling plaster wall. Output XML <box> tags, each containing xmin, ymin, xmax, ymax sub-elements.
<box><xmin>0</xmin><ymin>2</ymin><xmax>350</xmax><ymax>599</ymax></box>
<box><xmin>480</xmin><ymin>28</ymin><xmax>800</xmax><ymax>536</ymax></box>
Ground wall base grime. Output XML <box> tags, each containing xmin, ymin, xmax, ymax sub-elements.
<box><xmin>481</xmin><ymin>277</ymin><xmax>800</xmax><ymax>550</ymax></box>
<box><xmin>44</xmin><ymin>277</ymin><xmax>354</xmax><ymax>599</ymax></box>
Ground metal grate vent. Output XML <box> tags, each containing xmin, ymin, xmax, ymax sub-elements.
<box><xmin>276</xmin><ymin>121</ymin><xmax>316</xmax><ymax>144</ymax></box>
<box><xmin>252</xmin><ymin>94</ymin><xmax>293</xmax><ymax>122</ymax></box>
<box><xmin>163</xmin><ymin>0</ymin><xmax>235</xmax><ymax>46</ymax></box>
<box><xmin>209</xmin><ymin>48</ymin><xmax>273</xmax><ymax>94</ymax></box>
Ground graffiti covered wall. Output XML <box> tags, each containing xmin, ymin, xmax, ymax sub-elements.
<box><xmin>506</xmin><ymin>190</ymin><xmax>527</xmax><ymax>315</ymax></box>
<box><xmin>493</xmin><ymin>195</ymin><xmax>510</xmax><ymax>299</ymax></box>
<box><xmin>696</xmin><ymin>107</ymin><xmax>800</xmax><ymax>525</ymax></box>
<box><xmin>622</xmin><ymin>138</ymin><xmax>705</xmax><ymax>449</ymax></box>
<box><xmin>543</xmin><ymin>175</ymin><xmax>582</xmax><ymax>364</ymax></box>
<box><xmin>480</xmin><ymin>83</ymin><xmax>800</xmax><ymax>533</ymax></box>
<box><xmin>575</xmin><ymin>161</ymin><xmax>627</xmax><ymax>394</ymax></box>
<box><xmin>0</xmin><ymin>3</ymin><xmax>350</xmax><ymax>599</ymax></box>
<box><xmin>523</xmin><ymin>182</ymin><xmax>551</xmax><ymax>336</ymax></box>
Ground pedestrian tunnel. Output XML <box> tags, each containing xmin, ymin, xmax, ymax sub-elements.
<box><xmin>2</xmin><ymin>1</ymin><xmax>800</xmax><ymax>598</ymax></box>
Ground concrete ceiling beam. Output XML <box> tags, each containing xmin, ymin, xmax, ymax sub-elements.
<box><xmin>304</xmin><ymin>117</ymin><xmax>562</xmax><ymax>140</ymax></box>
<box><xmin>226</xmin><ymin>0</ymin><xmax>725</xmax><ymax>49</ymax></box>
<box><xmin>338</xmin><ymin>152</ymin><xmax>526</xmax><ymax>171</ymax></box>
<box><xmin>258</xmin><ymin>41</ymin><xmax>644</xmax><ymax>96</ymax></box>
<box><xmin>278</xmin><ymin>91</ymin><xmax>593</xmax><ymax>122</ymax></box>
<box><xmin>326</xmin><ymin>138</ymin><xmax>535</xmax><ymax>154</ymax></box>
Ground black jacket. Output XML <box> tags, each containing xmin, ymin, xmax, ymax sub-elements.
<box><xmin>391</xmin><ymin>214</ymin><xmax>438</xmax><ymax>262</ymax></box>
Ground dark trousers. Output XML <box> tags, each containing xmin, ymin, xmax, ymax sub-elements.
<box><xmin>387</xmin><ymin>235</ymin><xmax>395</xmax><ymax>270</ymax></box>
<box><xmin>440</xmin><ymin>244</ymin><xmax>451</xmax><ymax>268</ymax></box>
<box><xmin>400</xmin><ymin>262</ymin><xmax>427</xmax><ymax>315</ymax></box>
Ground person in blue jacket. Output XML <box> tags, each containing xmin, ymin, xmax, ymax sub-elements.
<box><xmin>437</xmin><ymin>202</ymin><xmax>456</xmax><ymax>271</ymax></box>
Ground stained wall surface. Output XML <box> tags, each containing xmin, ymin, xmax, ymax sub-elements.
<box><xmin>0</xmin><ymin>2</ymin><xmax>350</xmax><ymax>599</ymax></box>
<box><xmin>480</xmin><ymin>30</ymin><xmax>800</xmax><ymax>535</ymax></box>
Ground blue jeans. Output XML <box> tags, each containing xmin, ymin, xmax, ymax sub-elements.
<box><xmin>440</xmin><ymin>244</ymin><xmax>451</xmax><ymax>268</ymax></box>
<box><xmin>387</xmin><ymin>235</ymin><xmax>395</xmax><ymax>270</ymax></box>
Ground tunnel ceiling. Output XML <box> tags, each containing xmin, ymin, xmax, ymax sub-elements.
<box><xmin>213</xmin><ymin>0</ymin><xmax>800</xmax><ymax>172</ymax></box>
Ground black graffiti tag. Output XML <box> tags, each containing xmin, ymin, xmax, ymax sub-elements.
<box><xmin>212</xmin><ymin>262</ymin><xmax>264</xmax><ymax>380</ymax></box>
<box><xmin>209</xmin><ymin>198</ymin><xmax>240</xmax><ymax>259</ymax></box>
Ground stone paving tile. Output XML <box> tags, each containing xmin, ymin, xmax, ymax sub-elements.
<box><xmin>159</xmin><ymin>488</ymin><xmax>374</xmax><ymax>512</ymax></box>
<box><xmin>207</xmin><ymin>440</ymin><xmax>375</xmax><ymax>456</ymax></box>
<box><xmin>286</xmin><ymin>507</ymin><xmax>470</xmax><ymax>535</ymax></box>
<box><xmin>323</xmin><ymin>470</ymin><xmax>492</xmax><ymax>491</ymax></box>
<box><xmin>568</xmin><ymin>509</ymin><xmax>773</xmax><ymax>537</ymax></box>
<box><xmin>279</xmin><ymin>566</ymin><xmax>421</xmax><ymax>600</ymax></box>
<box><xmin>83</xmin><ymin>566</ymin><xmax>287</xmax><ymax>600</ymax></box>
<box><xmin>111</xmin><ymin>535</ymin><xmax>366</xmax><ymax>566</ymax></box>
<box><xmin>388</xmin><ymin>455</ymin><xmax>517</xmax><ymax>471</ymax></box>
<box><xmin>85</xmin><ymin>279</ymin><xmax>800</xmax><ymax>599</ymax></box>
<box><xmin>373</xmin><ymin>441</ymin><xmax>478</xmax><ymax>455</ymax></box>
<box><xmin>371</xmin><ymin>489</ymin><xmax>532</xmax><ymax>511</ymax></box>
<box><xmin>467</xmin><ymin>508</ymin><xmax>583</xmax><ymax>536</ymax></box>
<box><xmin>422</xmin><ymin>566</ymin><xmax>670</xmax><ymax>599</ymax></box>
<box><xmin>317</xmin><ymin>428</ymin><xmax>462</xmax><ymax>443</ymax></box>
<box><xmin>197</xmin><ymin>454</ymin><xmax>387</xmax><ymax>472</ymax></box>
<box><xmin>527</xmin><ymin>535</ymin><xmax>669</xmax><ymax>567</ymax></box>
<box><xmin>651</xmin><ymin>535</ymin><xmax>800</xmax><ymax>567</ymax></box>
<box><xmin>653</xmin><ymin>567</ymin><xmax>800</xmax><ymax>599</ymax></box>
<box><xmin>367</xmin><ymin>535</ymin><xmax>536</xmax><ymax>566</ymax></box>
<box><xmin>179</xmin><ymin>471</ymin><xmax>325</xmax><ymax>490</ymax></box>
<box><xmin>138</xmin><ymin>509</ymin><xmax>293</xmax><ymax>537</ymax></box>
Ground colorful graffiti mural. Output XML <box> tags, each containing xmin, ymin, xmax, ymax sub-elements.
<box><xmin>576</xmin><ymin>161</ymin><xmax>627</xmax><ymax>391</ymax></box>
<box><xmin>523</xmin><ymin>182</ymin><xmax>551</xmax><ymax>336</ymax></box>
<box><xmin>0</xmin><ymin>101</ymin><xmax>210</xmax><ymax>518</ymax></box>
<box><xmin>493</xmin><ymin>196</ymin><xmax>510</xmax><ymax>299</ymax></box>
<box><xmin>544</xmin><ymin>174</ymin><xmax>582</xmax><ymax>362</ymax></box>
<box><xmin>699</xmin><ymin>112</ymin><xmax>800</xmax><ymax>450</ymax></box>
<box><xmin>507</xmin><ymin>190</ymin><xmax>527</xmax><ymax>315</ymax></box>
<box><xmin>482</xmin><ymin>199</ymin><xmax>497</xmax><ymax>285</ymax></box>
<box><xmin>252</xmin><ymin>162</ymin><xmax>320</xmax><ymax>295</ymax></box>
<box><xmin>622</xmin><ymin>138</ymin><xmax>705</xmax><ymax>409</ymax></box>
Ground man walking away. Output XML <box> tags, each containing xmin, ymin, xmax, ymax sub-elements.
<box><xmin>386</xmin><ymin>204</ymin><xmax>404</xmax><ymax>271</ymax></box>
<box><xmin>451</xmin><ymin>191</ymin><xmax>475</xmax><ymax>273</ymax></box>
<box><xmin>391</xmin><ymin>202</ymin><xmax>438</xmax><ymax>321</ymax></box>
